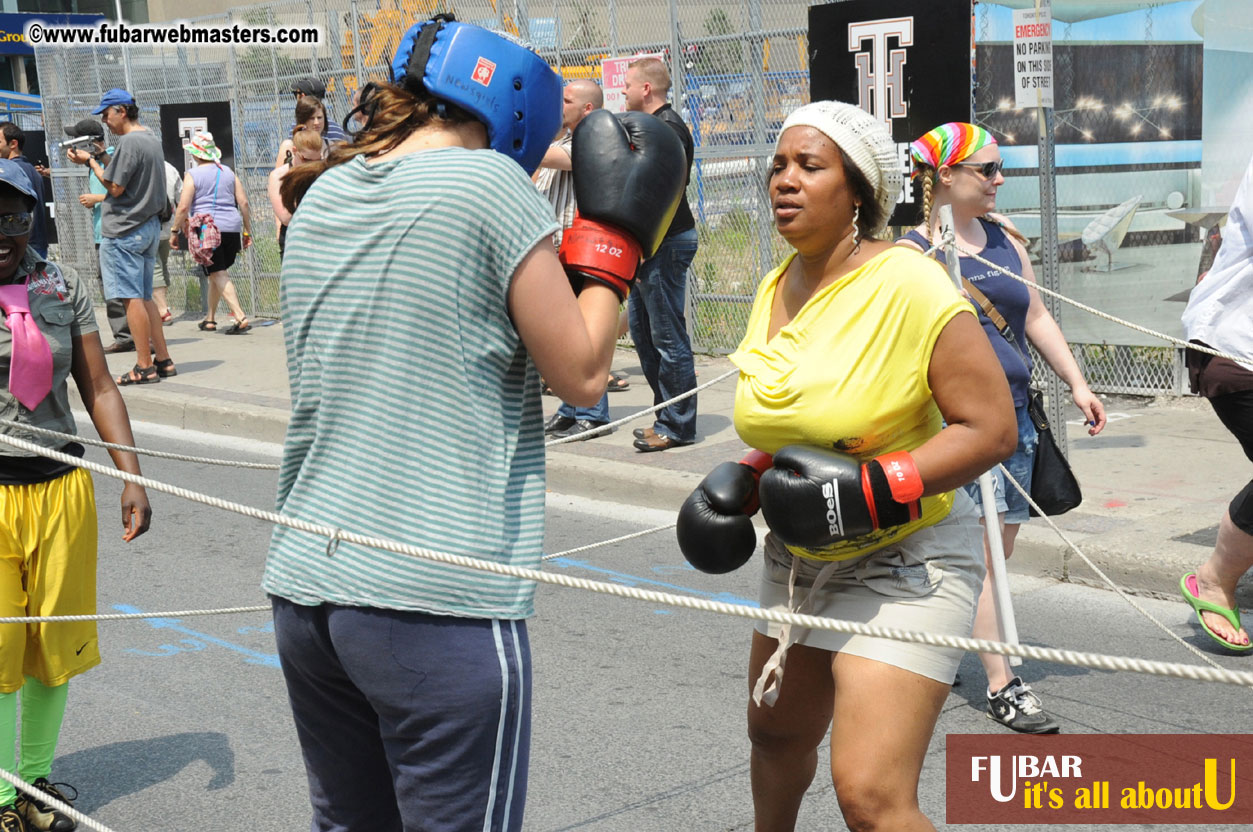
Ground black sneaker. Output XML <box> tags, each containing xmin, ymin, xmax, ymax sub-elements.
<box><xmin>543</xmin><ymin>413</ymin><xmax>576</xmax><ymax>435</ymax></box>
<box><xmin>986</xmin><ymin>677</ymin><xmax>1060</xmax><ymax>734</ymax></box>
<box><xmin>553</xmin><ymin>420</ymin><xmax>612</xmax><ymax>441</ymax></box>
<box><xmin>16</xmin><ymin>779</ymin><xmax>76</xmax><ymax>832</ymax></box>
<box><xmin>0</xmin><ymin>804</ymin><xmax>26</xmax><ymax>832</ymax></box>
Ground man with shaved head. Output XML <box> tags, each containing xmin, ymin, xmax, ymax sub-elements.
<box><xmin>536</xmin><ymin>78</ymin><xmax>616</xmax><ymax>441</ymax></box>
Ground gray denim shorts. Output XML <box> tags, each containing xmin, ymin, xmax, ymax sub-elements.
<box><xmin>756</xmin><ymin>490</ymin><xmax>986</xmax><ymax>684</ymax></box>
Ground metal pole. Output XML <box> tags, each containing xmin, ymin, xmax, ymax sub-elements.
<box><xmin>307</xmin><ymin>0</ymin><xmax>319</xmax><ymax>79</ymax></box>
<box><xmin>1033</xmin><ymin>4</ymin><xmax>1068</xmax><ymax>457</ymax></box>
<box><xmin>666</xmin><ymin>0</ymin><xmax>684</xmax><ymax>109</ymax></box>
<box><xmin>350</xmin><ymin>0</ymin><xmax>364</xmax><ymax>89</ymax></box>
<box><xmin>747</xmin><ymin>0</ymin><xmax>772</xmax><ymax>284</ymax></box>
<box><xmin>114</xmin><ymin>0</ymin><xmax>133</xmax><ymax>92</ymax></box>
<box><xmin>514</xmin><ymin>0</ymin><xmax>531</xmax><ymax>43</ymax></box>
<box><xmin>1036</xmin><ymin>113</ymin><xmax>1067</xmax><ymax>456</ymax></box>
<box><xmin>608</xmin><ymin>0</ymin><xmax>618</xmax><ymax>55</ymax></box>
<box><xmin>939</xmin><ymin>204</ymin><xmax>1023</xmax><ymax>665</ymax></box>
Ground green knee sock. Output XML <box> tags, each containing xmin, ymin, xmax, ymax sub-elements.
<box><xmin>0</xmin><ymin>690</ymin><xmax>16</xmax><ymax>806</ymax></box>
<box><xmin>17</xmin><ymin>677</ymin><xmax>68</xmax><ymax>784</ymax></box>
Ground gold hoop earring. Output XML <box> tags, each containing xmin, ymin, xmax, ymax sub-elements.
<box><xmin>851</xmin><ymin>204</ymin><xmax>861</xmax><ymax>254</ymax></box>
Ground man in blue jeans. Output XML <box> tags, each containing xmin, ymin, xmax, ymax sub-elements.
<box><xmin>68</xmin><ymin>88</ymin><xmax>175</xmax><ymax>384</ymax></box>
<box><xmin>623</xmin><ymin>58</ymin><xmax>699</xmax><ymax>452</ymax></box>
<box><xmin>537</xmin><ymin>79</ymin><xmax>615</xmax><ymax>440</ymax></box>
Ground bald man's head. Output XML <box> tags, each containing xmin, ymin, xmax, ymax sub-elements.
<box><xmin>562</xmin><ymin>79</ymin><xmax>604</xmax><ymax>130</ymax></box>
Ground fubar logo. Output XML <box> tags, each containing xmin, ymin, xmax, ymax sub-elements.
<box><xmin>947</xmin><ymin>734</ymin><xmax>1253</xmax><ymax>824</ymax></box>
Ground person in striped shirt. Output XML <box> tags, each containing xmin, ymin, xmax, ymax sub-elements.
<box><xmin>262</xmin><ymin>19</ymin><xmax>673</xmax><ymax>831</ymax></box>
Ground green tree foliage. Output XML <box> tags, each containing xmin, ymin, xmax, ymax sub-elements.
<box><xmin>695</xmin><ymin>8</ymin><xmax>743</xmax><ymax>75</ymax></box>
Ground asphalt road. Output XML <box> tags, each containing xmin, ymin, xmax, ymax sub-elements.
<box><xmin>46</xmin><ymin>423</ymin><xmax>1253</xmax><ymax>831</ymax></box>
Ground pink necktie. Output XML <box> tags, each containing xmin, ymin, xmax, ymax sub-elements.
<box><xmin>0</xmin><ymin>279</ymin><xmax>53</xmax><ymax>410</ymax></box>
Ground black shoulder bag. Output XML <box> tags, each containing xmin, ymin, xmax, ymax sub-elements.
<box><xmin>962</xmin><ymin>279</ymin><xmax>1082</xmax><ymax>517</ymax></box>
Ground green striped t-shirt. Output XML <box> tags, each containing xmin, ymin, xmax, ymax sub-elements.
<box><xmin>263</xmin><ymin>147</ymin><xmax>559</xmax><ymax>619</ymax></box>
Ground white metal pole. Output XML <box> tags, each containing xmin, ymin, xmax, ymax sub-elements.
<box><xmin>937</xmin><ymin>204</ymin><xmax>1022</xmax><ymax>666</ymax></box>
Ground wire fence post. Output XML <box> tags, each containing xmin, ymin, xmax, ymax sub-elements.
<box><xmin>349</xmin><ymin>0</ymin><xmax>364</xmax><ymax>88</ymax></box>
<box><xmin>748</xmin><ymin>0</ymin><xmax>773</xmax><ymax>282</ymax></box>
<box><xmin>1035</xmin><ymin>96</ymin><xmax>1068</xmax><ymax>455</ymax></box>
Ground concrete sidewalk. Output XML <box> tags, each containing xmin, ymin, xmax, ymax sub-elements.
<box><xmin>81</xmin><ymin>308</ymin><xmax>1251</xmax><ymax>604</ymax></box>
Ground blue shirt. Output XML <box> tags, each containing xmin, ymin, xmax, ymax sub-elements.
<box><xmin>898</xmin><ymin>218</ymin><xmax>1033</xmax><ymax>406</ymax></box>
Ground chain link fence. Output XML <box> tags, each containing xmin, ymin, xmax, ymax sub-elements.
<box><xmin>35</xmin><ymin>0</ymin><xmax>1229</xmax><ymax>395</ymax></box>
<box><xmin>974</xmin><ymin>1</ymin><xmax>1215</xmax><ymax>395</ymax></box>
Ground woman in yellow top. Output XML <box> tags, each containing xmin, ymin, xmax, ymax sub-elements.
<box><xmin>676</xmin><ymin>101</ymin><xmax>1017</xmax><ymax>830</ymax></box>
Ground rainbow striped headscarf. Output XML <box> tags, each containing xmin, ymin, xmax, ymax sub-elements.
<box><xmin>909</xmin><ymin>122</ymin><xmax>996</xmax><ymax>179</ymax></box>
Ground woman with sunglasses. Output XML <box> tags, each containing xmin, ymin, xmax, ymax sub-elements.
<box><xmin>897</xmin><ymin>122</ymin><xmax>1106</xmax><ymax>734</ymax></box>
<box><xmin>0</xmin><ymin>158</ymin><xmax>151</xmax><ymax>831</ymax></box>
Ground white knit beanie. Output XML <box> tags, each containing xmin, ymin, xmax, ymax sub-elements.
<box><xmin>776</xmin><ymin>101</ymin><xmax>902</xmax><ymax>235</ymax></box>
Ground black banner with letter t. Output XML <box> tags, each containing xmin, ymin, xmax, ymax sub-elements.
<box><xmin>808</xmin><ymin>0</ymin><xmax>974</xmax><ymax>228</ymax></box>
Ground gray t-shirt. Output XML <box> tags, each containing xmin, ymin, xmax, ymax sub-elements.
<box><xmin>101</xmin><ymin>127</ymin><xmax>166</xmax><ymax>237</ymax></box>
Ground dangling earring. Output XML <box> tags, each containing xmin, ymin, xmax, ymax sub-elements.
<box><xmin>851</xmin><ymin>204</ymin><xmax>862</xmax><ymax>254</ymax></box>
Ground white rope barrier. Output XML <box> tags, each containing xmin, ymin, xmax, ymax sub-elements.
<box><xmin>0</xmin><ymin>768</ymin><xmax>117</xmax><ymax>832</ymax></box>
<box><xmin>0</xmin><ymin>605</ymin><xmax>271</xmax><ymax>625</ymax></box>
<box><xmin>997</xmin><ymin>462</ymin><xmax>1227</xmax><ymax>671</ymax></box>
<box><xmin>933</xmin><ymin>226</ymin><xmax>1235</xmax><ymax>668</ymax></box>
<box><xmin>951</xmin><ymin>238</ymin><xmax>1253</xmax><ymax>365</ymax></box>
<box><xmin>0</xmin><ymin>420</ymin><xmax>280</xmax><ymax>470</ymax></box>
<box><xmin>540</xmin><ymin>523</ymin><xmax>676</xmax><ymax>560</ymax></box>
<box><xmin>543</xmin><ymin>368</ymin><xmax>738</xmax><ymax>446</ymax></box>
<box><xmin>2</xmin><ymin>432</ymin><xmax>1251</xmax><ymax>688</ymax></box>
<box><xmin>0</xmin><ymin>527</ymin><xmax>678</xmax><ymax>622</ymax></box>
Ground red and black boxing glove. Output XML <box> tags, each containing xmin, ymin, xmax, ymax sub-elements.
<box><xmin>558</xmin><ymin>110</ymin><xmax>687</xmax><ymax>300</ymax></box>
<box><xmin>757</xmin><ymin>446</ymin><xmax>924</xmax><ymax>549</ymax></box>
<box><xmin>677</xmin><ymin>450</ymin><xmax>773</xmax><ymax>574</ymax></box>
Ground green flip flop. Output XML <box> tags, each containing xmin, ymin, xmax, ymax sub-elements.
<box><xmin>1180</xmin><ymin>572</ymin><xmax>1253</xmax><ymax>652</ymax></box>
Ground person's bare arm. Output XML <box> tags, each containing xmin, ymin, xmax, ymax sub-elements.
<box><xmin>537</xmin><ymin>143</ymin><xmax>572</xmax><ymax>171</ymax></box>
<box><xmin>508</xmin><ymin>240</ymin><xmax>619</xmax><ymax>406</ymax></box>
<box><xmin>1011</xmin><ymin>235</ymin><xmax>1107</xmax><ymax>435</ymax></box>
<box><xmin>910</xmin><ymin>311</ymin><xmax>1018</xmax><ymax>494</ymax></box>
<box><xmin>70</xmin><ymin>331</ymin><xmax>152</xmax><ymax>540</ymax></box>
<box><xmin>268</xmin><ymin>168</ymin><xmax>293</xmax><ymax>226</ymax></box>
<box><xmin>168</xmin><ymin>172</ymin><xmax>196</xmax><ymax>246</ymax></box>
<box><xmin>274</xmin><ymin>139</ymin><xmax>293</xmax><ymax>170</ymax></box>
<box><xmin>234</xmin><ymin>175</ymin><xmax>253</xmax><ymax>245</ymax></box>
<box><xmin>67</xmin><ymin>148</ymin><xmax>125</xmax><ymax>197</ymax></box>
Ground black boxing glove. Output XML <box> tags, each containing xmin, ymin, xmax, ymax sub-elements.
<box><xmin>677</xmin><ymin>450</ymin><xmax>773</xmax><ymax>574</ymax></box>
<box><xmin>558</xmin><ymin>110</ymin><xmax>687</xmax><ymax>300</ymax></box>
<box><xmin>758</xmin><ymin>445</ymin><xmax>924</xmax><ymax>549</ymax></box>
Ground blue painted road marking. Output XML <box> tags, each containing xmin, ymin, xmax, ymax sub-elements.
<box><xmin>114</xmin><ymin>604</ymin><xmax>281</xmax><ymax>668</ymax></box>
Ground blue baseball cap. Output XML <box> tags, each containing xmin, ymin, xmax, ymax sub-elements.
<box><xmin>0</xmin><ymin>158</ymin><xmax>37</xmax><ymax>207</ymax></box>
<box><xmin>92</xmin><ymin>88</ymin><xmax>135</xmax><ymax>114</ymax></box>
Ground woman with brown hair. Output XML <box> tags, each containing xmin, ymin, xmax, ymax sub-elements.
<box><xmin>897</xmin><ymin>122</ymin><xmax>1106</xmax><ymax>734</ymax></box>
<box><xmin>267</xmin><ymin>127</ymin><xmax>324</xmax><ymax>259</ymax></box>
<box><xmin>272</xmin><ymin>97</ymin><xmax>329</xmax><ymax>170</ymax></box>
<box><xmin>265</xmin><ymin>16</ymin><xmax>683</xmax><ymax>830</ymax></box>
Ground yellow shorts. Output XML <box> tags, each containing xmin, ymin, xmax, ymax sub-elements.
<box><xmin>0</xmin><ymin>468</ymin><xmax>100</xmax><ymax>691</ymax></box>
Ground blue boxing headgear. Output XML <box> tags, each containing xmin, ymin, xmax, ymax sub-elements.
<box><xmin>391</xmin><ymin>14</ymin><xmax>562</xmax><ymax>175</ymax></box>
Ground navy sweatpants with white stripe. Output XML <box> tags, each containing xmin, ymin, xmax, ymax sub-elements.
<box><xmin>272</xmin><ymin>598</ymin><xmax>531</xmax><ymax>832</ymax></box>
